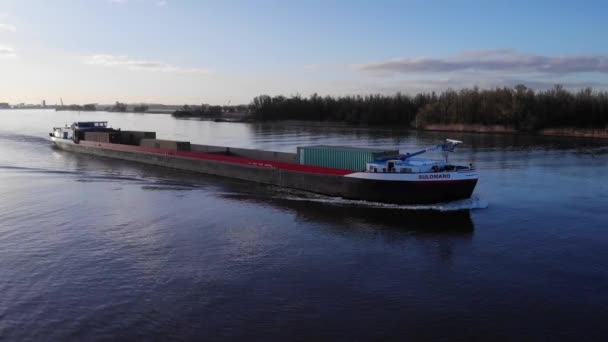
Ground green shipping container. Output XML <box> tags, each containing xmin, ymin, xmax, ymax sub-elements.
<box><xmin>297</xmin><ymin>145</ymin><xmax>399</xmax><ymax>171</ymax></box>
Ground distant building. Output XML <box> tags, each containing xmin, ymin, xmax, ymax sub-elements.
<box><xmin>0</xmin><ymin>102</ymin><xmax>10</xmax><ymax>109</ymax></box>
<box><xmin>42</xmin><ymin>100</ymin><xmax>46</xmax><ymax>107</ymax></box>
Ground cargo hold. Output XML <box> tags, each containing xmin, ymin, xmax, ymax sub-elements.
<box><xmin>139</xmin><ymin>138</ymin><xmax>191</xmax><ymax>151</ymax></box>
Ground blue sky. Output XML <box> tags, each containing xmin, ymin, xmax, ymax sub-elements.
<box><xmin>1</xmin><ymin>0</ymin><xmax>607</xmax><ymax>104</ymax></box>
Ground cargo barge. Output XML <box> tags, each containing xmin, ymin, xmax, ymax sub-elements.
<box><xmin>49</xmin><ymin>122</ymin><xmax>478</xmax><ymax>204</ymax></box>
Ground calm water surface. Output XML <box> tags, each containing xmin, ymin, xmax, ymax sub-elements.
<box><xmin>1</xmin><ymin>110</ymin><xmax>608</xmax><ymax>340</ymax></box>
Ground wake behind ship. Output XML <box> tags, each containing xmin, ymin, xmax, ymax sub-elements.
<box><xmin>50</xmin><ymin>121</ymin><xmax>479</xmax><ymax>204</ymax></box>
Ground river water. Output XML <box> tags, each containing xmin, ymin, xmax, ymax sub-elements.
<box><xmin>1</xmin><ymin>110</ymin><xmax>607</xmax><ymax>340</ymax></box>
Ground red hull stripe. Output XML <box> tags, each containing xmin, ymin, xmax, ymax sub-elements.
<box><xmin>79</xmin><ymin>141</ymin><xmax>354</xmax><ymax>176</ymax></box>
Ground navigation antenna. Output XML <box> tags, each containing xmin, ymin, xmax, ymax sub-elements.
<box><xmin>441</xmin><ymin>139</ymin><xmax>463</xmax><ymax>164</ymax></box>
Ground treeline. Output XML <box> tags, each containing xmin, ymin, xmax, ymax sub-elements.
<box><xmin>250</xmin><ymin>85</ymin><xmax>608</xmax><ymax>130</ymax></box>
<box><xmin>172</xmin><ymin>104</ymin><xmax>223</xmax><ymax>118</ymax></box>
<box><xmin>172</xmin><ymin>104</ymin><xmax>249</xmax><ymax>118</ymax></box>
<box><xmin>56</xmin><ymin>103</ymin><xmax>97</xmax><ymax>111</ymax></box>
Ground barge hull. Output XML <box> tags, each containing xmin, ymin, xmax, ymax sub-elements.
<box><xmin>52</xmin><ymin>139</ymin><xmax>477</xmax><ymax>204</ymax></box>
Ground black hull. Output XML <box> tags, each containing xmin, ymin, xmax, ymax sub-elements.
<box><xmin>342</xmin><ymin>177</ymin><xmax>478</xmax><ymax>204</ymax></box>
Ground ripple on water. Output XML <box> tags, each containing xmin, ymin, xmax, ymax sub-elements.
<box><xmin>0</xmin><ymin>111</ymin><xmax>607</xmax><ymax>340</ymax></box>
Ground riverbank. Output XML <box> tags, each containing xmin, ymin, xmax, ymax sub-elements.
<box><xmin>239</xmin><ymin>118</ymin><xmax>608</xmax><ymax>140</ymax></box>
<box><xmin>538</xmin><ymin>127</ymin><xmax>608</xmax><ymax>139</ymax></box>
<box><xmin>52</xmin><ymin>108</ymin><xmax>178</xmax><ymax>115</ymax></box>
<box><xmin>421</xmin><ymin>123</ymin><xmax>608</xmax><ymax>139</ymax></box>
<box><xmin>173</xmin><ymin>115</ymin><xmax>608</xmax><ymax>139</ymax></box>
<box><xmin>20</xmin><ymin>107</ymin><xmax>608</xmax><ymax>139</ymax></box>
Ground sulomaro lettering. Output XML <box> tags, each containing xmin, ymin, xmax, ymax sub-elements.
<box><xmin>418</xmin><ymin>173</ymin><xmax>451</xmax><ymax>180</ymax></box>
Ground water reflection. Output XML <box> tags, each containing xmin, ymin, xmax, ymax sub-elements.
<box><xmin>222</xmin><ymin>192</ymin><xmax>473</xmax><ymax>232</ymax></box>
<box><xmin>219</xmin><ymin>192</ymin><xmax>474</xmax><ymax>265</ymax></box>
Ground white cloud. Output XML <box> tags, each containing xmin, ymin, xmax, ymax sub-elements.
<box><xmin>365</xmin><ymin>78</ymin><xmax>608</xmax><ymax>95</ymax></box>
<box><xmin>0</xmin><ymin>45</ymin><xmax>16</xmax><ymax>58</ymax></box>
<box><xmin>0</xmin><ymin>23</ymin><xmax>16</xmax><ymax>32</ymax></box>
<box><xmin>356</xmin><ymin>49</ymin><xmax>608</xmax><ymax>75</ymax></box>
<box><xmin>83</xmin><ymin>54</ymin><xmax>210</xmax><ymax>74</ymax></box>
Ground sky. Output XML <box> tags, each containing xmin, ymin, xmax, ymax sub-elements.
<box><xmin>1</xmin><ymin>0</ymin><xmax>608</xmax><ymax>105</ymax></box>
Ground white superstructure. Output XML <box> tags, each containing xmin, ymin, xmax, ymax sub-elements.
<box><xmin>355</xmin><ymin>139</ymin><xmax>478</xmax><ymax>182</ymax></box>
<box><xmin>51</xmin><ymin>125</ymin><xmax>74</xmax><ymax>140</ymax></box>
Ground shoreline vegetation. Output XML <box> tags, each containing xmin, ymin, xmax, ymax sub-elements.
<box><xmin>6</xmin><ymin>84</ymin><xmax>607</xmax><ymax>138</ymax></box>
<box><xmin>246</xmin><ymin>84</ymin><xmax>608</xmax><ymax>138</ymax></box>
<box><xmin>172</xmin><ymin>84</ymin><xmax>608</xmax><ymax>138</ymax></box>
<box><xmin>55</xmin><ymin>102</ymin><xmax>173</xmax><ymax>114</ymax></box>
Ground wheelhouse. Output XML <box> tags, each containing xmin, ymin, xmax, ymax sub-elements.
<box><xmin>71</xmin><ymin>121</ymin><xmax>114</xmax><ymax>142</ymax></box>
<box><xmin>71</xmin><ymin>121</ymin><xmax>108</xmax><ymax>129</ymax></box>
<box><xmin>51</xmin><ymin>125</ymin><xmax>74</xmax><ymax>139</ymax></box>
